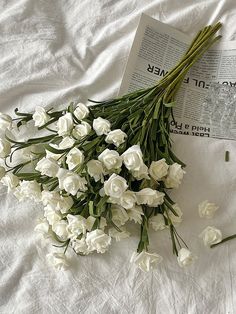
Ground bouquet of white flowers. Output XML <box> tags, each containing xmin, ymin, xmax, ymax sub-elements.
<box><xmin>0</xmin><ymin>22</ymin><xmax>224</xmax><ymax>271</ymax></box>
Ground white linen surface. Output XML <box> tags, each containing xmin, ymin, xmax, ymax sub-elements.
<box><xmin>0</xmin><ymin>1</ymin><xmax>236</xmax><ymax>313</ymax></box>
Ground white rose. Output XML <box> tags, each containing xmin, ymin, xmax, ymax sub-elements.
<box><xmin>87</xmin><ymin>160</ymin><xmax>104</xmax><ymax>182</ymax></box>
<box><xmin>57</xmin><ymin>112</ymin><xmax>74</xmax><ymax>136</ymax></box>
<box><xmin>130</xmin><ymin>251</ymin><xmax>163</xmax><ymax>272</ymax></box>
<box><xmin>1</xmin><ymin>173</ymin><xmax>19</xmax><ymax>191</ymax></box>
<box><xmin>105</xmin><ymin>129</ymin><xmax>127</xmax><ymax>147</ymax></box>
<box><xmin>44</xmin><ymin>206</ymin><xmax>62</xmax><ymax>225</ymax></box>
<box><xmin>149</xmin><ymin>159</ymin><xmax>169</xmax><ymax>181</ymax></box>
<box><xmin>52</xmin><ymin>220</ymin><xmax>69</xmax><ymax>241</ymax></box>
<box><xmin>122</xmin><ymin>145</ymin><xmax>144</xmax><ymax>171</ymax></box>
<box><xmin>86</xmin><ymin>229</ymin><xmax>111</xmax><ymax>253</ymax></box>
<box><xmin>127</xmin><ymin>205</ymin><xmax>143</xmax><ymax>224</ymax></box>
<box><xmin>177</xmin><ymin>248</ymin><xmax>196</xmax><ymax>267</ymax></box>
<box><xmin>59</xmin><ymin>136</ymin><xmax>75</xmax><ymax>149</ymax></box>
<box><xmin>98</xmin><ymin>149</ymin><xmax>122</xmax><ymax>170</ymax></box>
<box><xmin>199</xmin><ymin>226</ymin><xmax>222</xmax><ymax>246</ymax></box>
<box><xmin>47</xmin><ymin>252</ymin><xmax>69</xmax><ymax>270</ymax></box>
<box><xmin>0</xmin><ymin>166</ymin><xmax>6</xmax><ymax>179</ymax></box>
<box><xmin>132</xmin><ymin>163</ymin><xmax>150</xmax><ymax>180</ymax></box>
<box><xmin>104</xmin><ymin>174</ymin><xmax>128</xmax><ymax>198</ymax></box>
<box><xmin>32</xmin><ymin>106</ymin><xmax>50</xmax><ymax>127</ymax></box>
<box><xmin>108</xmin><ymin>227</ymin><xmax>130</xmax><ymax>242</ymax></box>
<box><xmin>0</xmin><ymin>138</ymin><xmax>11</xmax><ymax>158</ymax></box>
<box><xmin>198</xmin><ymin>200</ymin><xmax>219</xmax><ymax>219</ymax></box>
<box><xmin>71</xmin><ymin>237</ymin><xmax>91</xmax><ymax>255</ymax></box>
<box><xmin>136</xmin><ymin>188</ymin><xmax>165</xmax><ymax>207</ymax></box>
<box><xmin>14</xmin><ymin>180</ymin><xmax>41</xmax><ymax>202</ymax></box>
<box><xmin>72</xmin><ymin>121</ymin><xmax>91</xmax><ymax>139</ymax></box>
<box><xmin>66</xmin><ymin>147</ymin><xmax>84</xmax><ymax>170</ymax></box>
<box><xmin>164</xmin><ymin>163</ymin><xmax>185</xmax><ymax>189</ymax></box>
<box><xmin>0</xmin><ymin>113</ymin><xmax>12</xmax><ymax>131</ymax></box>
<box><xmin>34</xmin><ymin>218</ymin><xmax>50</xmax><ymax>239</ymax></box>
<box><xmin>93</xmin><ymin>117</ymin><xmax>111</xmax><ymax>136</ymax></box>
<box><xmin>35</xmin><ymin>157</ymin><xmax>60</xmax><ymax>177</ymax></box>
<box><xmin>119</xmin><ymin>191</ymin><xmax>136</xmax><ymax>209</ymax></box>
<box><xmin>165</xmin><ymin>204</ymin><xmax>183</xmax><ymax>224</ymax></box>
<box><xmin>149</xmin><ymin>214</ymin><xmax>166</xmax><ymax>231</ymax></box>
<box><xmin>111</xmin><ymin>204</ymin><xmax>129</xmax><ymax>226</ymax></box>
<box><xmin>41</xmin><ymin>190</ymin><xmax>60</xmax><ymax>206</ymax></box>
<box><xmin>74</xmin><ymin>103</ymin><xmax>89</xmax><ymax>120</ymax></box>
<box><xmin>66</xmin><ymin>214</ymin><xmax>88</xmax><ymax>238</ymax></box>
<box><xmin>57</xmin><ymin>168</ymin><xmax>87</xmax><ymax>195</ymax></box>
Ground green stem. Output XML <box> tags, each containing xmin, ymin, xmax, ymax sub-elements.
<box><xmin>210</xmin><ymin>234</ymin><xmax>236</xmax><ymax>248</ymax></box>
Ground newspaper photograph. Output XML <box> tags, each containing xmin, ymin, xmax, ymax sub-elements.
<box><xmin>119</xmin><ymin>14</ymin><xmax>236</xmax><ymax>140</ymax></box>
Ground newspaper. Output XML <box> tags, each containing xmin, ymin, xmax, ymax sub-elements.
<box><xmin>119</xmin><ymin>14</ymin><xmax>236</xmax><ymax>140</ymax></box>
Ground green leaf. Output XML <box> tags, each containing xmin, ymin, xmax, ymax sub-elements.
<box><xmin>164</xmin><ymin>101</ymin><xmax>176</xmax><ymax>108</ymax></box>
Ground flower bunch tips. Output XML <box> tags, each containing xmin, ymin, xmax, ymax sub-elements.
<box><xmin>0</xmin><ymin>22</ymin><xmax>222</xmax><ymax>271</ymax></box>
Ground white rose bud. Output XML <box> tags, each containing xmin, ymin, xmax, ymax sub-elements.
<box><xmin>93</xmin><ymin>117</ymin><xmax>111</xmax><ymax>136</ymax></box>
<box><xmin>86</xmin><ymin>229</ymin><xmax>111</xmax><ymax>253</ymax></box>
<box><xmin>0</xmin><ymin>113</ymin><xmax>12</xmax><ymax>131</ymax></box>
<box><xmin>74</xmin><ymin>103</ymin><xmax>89</xmax><ymax>120</ymax></box>
<box><xmin>57</xmin><ymin>112</ymin><xmax>74</xmax><ymax>136</ymax></box>
<box><xmin>108</xmin><ymin>227</ymin><xmax>130</xmax><ymax>242</ymax></box>
<box><xmin>122</xmin><ymin>145</ymin><xmax>144</xmax><ymax>172</ymax></box>
<box><xmin>164</xmin><ymin>163</ymin><xmax>185</xmax><ymax>189</ymax></box>
<box><xmin>32</xmin><ymin>106</ymin><xmax>50</xmax><ymax>127</ymax></box>
<box><xmin>44</xmin><ymin>206</ymin><xmax>62</xmax><ymax>225</ymax></box>
<box><xmin>127</xmin><ymin>205</ymin><xmax>144</xmax><ymax>224</ymax></box>
<box><xmin>136</xmin><ymin>188</ymin><xmax>165</xmax><ymax>207</ymax></box>
<box><xmin>66</xmin><ymin>147</ymin><xmax>84</xmax><ymax>170</ymax></box>
<box><xmin>0</xmin><ymin>166</ymin><xmax>6</xmax><ymax>180</ymax></box>
<box><xmin>119</xmin><ymin>191</ymin><xmax>136</xmax><ymax>209</ymax></box>
<box><xmin>132</xmin><ymin>163</ymin><xmax>150</xmax><ymax>180</ymax></box>
<box><xmin>47</xmin><ymin>252</ymin><xmax>69</xmax><ymax>271</ymax></box>
<box><xmin>104</xmin><ymin>174</ymin><xmax>128</xmax><ymax>198</ymax></box>
<box><xmin>111</xmin><ymin>204</ymin><xmax>129</xmax><ymax>226</ymax></box>
<box><xmin>198</xmin><ymin>200</ymin><xmax>219</xmax><ymax>219</ymax></box>
<box><xmin>1</xmin><ymin>173</ymin><xmax>19</xmax><ymax>192</ymax></box>
<box><xmin>98</xmin><ymin>149</ymin><xmax>122</xmax><ymax>170</ymax></box>
<box><xmin>130</xmin><ymin>251</ymin><xmax>163</xmax><ymax>272</ymax></box>
<box><xmin>71</xmin><ymin>237</ymin><xmax>91</xmax><ymax>255</ymax></box>
<box><xmin>0</xmin><ymin>138</ymin><xmax>11</xmax><ymax>158</ymax></box>
<box><xmin>57</xmin><ymin>168</ymin><xmax>87</xmax><ymax>195</ymax></box>
<box><xmin>35</xmin><ymin>157</ymin><xmax>60</xmax><ymax>177</ymax></box>
<box><xmin>149</xmin><ymin>159</ymin><xmax>169</xmax><ymax>181</ymax></box>
<box><xmin>72</xmin><ymin>121</ymin><xmax>91</xmax><ymax>139</ymax></box>
<box><xmin>87</xmin><ymin>160</ymin><xmax>104</xmax><ymax>182</ymax></box>
<box><xmin>199</xmin><ymin>226</ymin><xmax>222</xmax><ymax>246</ymax></box>
<box><xmin>34</xmin><ymin>218</ymin><xmax>50</xmax><ymax>239</ymax></box>
<box><xmin>165</xmin><ymin>204</ymin><xmax>183</xmax><ymax>224</ymax></box>
<box><xmin>177</xmin><ymin>248</ymin><xmax>197</xmax><ymax>267</ymax></box>
<box><xmin>59</xmin><ymin>136</ymin><xmax>75</xmax><ymax>149</ymax></box>
<box><xmin>149</xmin><ymin>214</ymin><xmax>166</xmax><ymax>231</ymax></box>
<box><xmin>14</xmin><ymin>180</ymin><xmax>41</xmax><ymax>202</ymax></box>
<box><xmin>105</xmin><ymin>129</ymin><xmax>127</xmax><ymax>147</ymax></box>
<box><xmin>66</xmin><ymin>214</ymin><xmax>88</xmax><ymax>239</ymax></box>
<box><xmin>57</xmin><ymin>196</ymin><xmax>74</xmax><ymax>214</ymax></box>
<box><xmin>52</xmin><ymin>220</ymin><xmax>69</xmax><ymax>241</ymax></box>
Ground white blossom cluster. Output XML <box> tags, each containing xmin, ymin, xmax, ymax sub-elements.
<box><xmin>0</xmin><ymin>104</ymin><xmax>192</xmax><ymax>272</ymax></box>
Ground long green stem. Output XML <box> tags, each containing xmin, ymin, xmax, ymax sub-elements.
<box><xmin>210</xmin><ymin>234</ymin><xmax>236</xmax><ymax>248</ymax></box>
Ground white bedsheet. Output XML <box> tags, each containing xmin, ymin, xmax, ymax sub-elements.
<box><xmin>0</xmin><ymin>1</ymin><xmax>236</xmax><ymax>313</ymax></box>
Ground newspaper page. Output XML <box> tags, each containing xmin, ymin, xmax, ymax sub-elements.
<box><xmin>119</xmin><ymin>14</ymin><xmax>236</xmax><ymax>140</ymax></box>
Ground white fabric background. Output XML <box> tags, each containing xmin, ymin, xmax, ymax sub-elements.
<box><xmin>0</xmin><ymin>1</ymin><xmax>236</xmax><ymax>313</ymax></box>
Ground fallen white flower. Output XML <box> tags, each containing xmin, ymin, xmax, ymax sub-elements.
<box><xmin>199</xmin><ymin>226</ymin><xmax>222</xmax><ymax>246</ymax></box>
<box><xmin>130</xmin><ymin>251</ymin><xmax>163</xmax><ymax>272</ymax></box>
<box><xmin>198</xmin><ymin>200</ymin><xmax>219</xmax><ymax>219</ymax></box>
<box><xmin>177</xmin><ymin>248</ymin><xmax>196</xmax><ymax>267</ymax></box>
<box><xmin>47</xmin><ymin>252</ymin><xmax>69</xmax><ymax>270</ymax></box>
